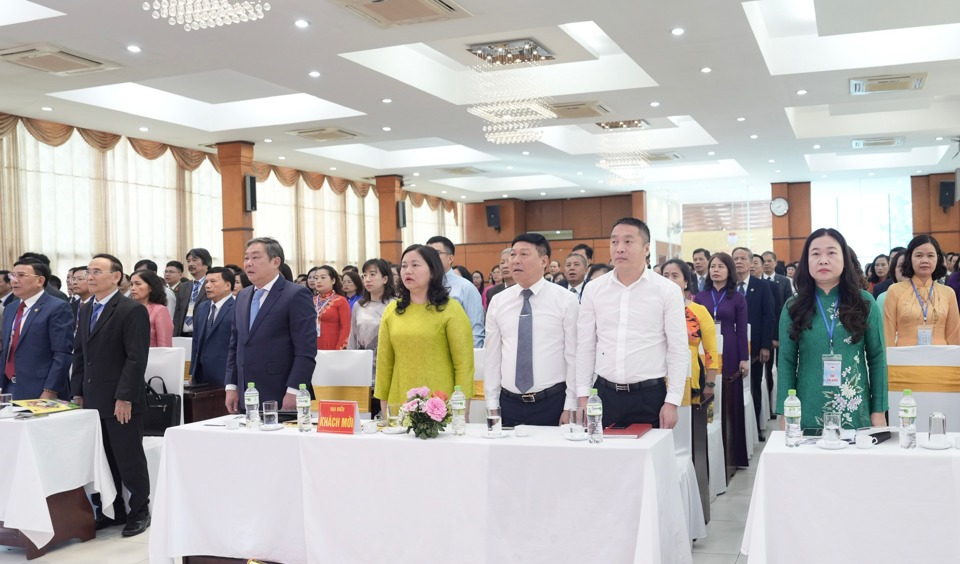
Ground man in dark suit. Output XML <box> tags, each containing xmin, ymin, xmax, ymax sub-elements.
<box><xmin>732</xmin><ymin>247</ymin><xmax>775</xmax><ymax>441</ymax></box>
<box><xmin>0</xmin><ymin>260</ymin><xmax>74</xmax><ymax>400</ymax></box>
<box><xmin>69</xmin><ymin>267</ymin><xmax>93</xmax><ymax>329</ymax></box>
<box><xmin>191</xmin><ymin>267</ymin><xmax>236</xmax><ymax>387</ymax></box>
<box><xmin>17</xmin><ymin>253</ymin><xmax>69</xmax><ymax>302</ymax></box>
<box><xmin>761</xmin><ymin>251</ymin><xmax>794</xmax><ymax>414</ymax></box>
<box><xmin>173</xmin><ymin>248</ymin><xmax>211</xmax><ymax>337</ymax></box>
<box><xmin>0</xmin><ymin>270</ymin><xmax>13</xmax><ymax>310</ymax></box>
<box><xmin>225</xmin><ymin>238</ymin><xmax>316</xmax><ymax>412</ymax></box>
<box><xmin>71</xmin><ymin>254</ymin><xmax>151</xmax><ymax>537</ymax></box>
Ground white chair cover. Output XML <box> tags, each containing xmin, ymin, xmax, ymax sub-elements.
<box><xmin>674</xmin><ymin>405</ymin><xmax>707</xmax><ymax>540</ymax></box>
<box><xmin>707</xmin><ymin>334</ymin><xmax>726</xmax><ymax>499</ymax></box>
<box><xmin>312</xmin><ymin>350</ymin><xmax>373</xmax><ymax>417</ymax></box>
<box><xmin>145</xmin><ymin>347</ymin><xmax>186</xmax><ymax>424</ymax></box>
<box><xmin>171</xmin><ymin>336</ymin><xmax>193</xmax><ymax>361</ymax></box>
<box><xmin>887</xmin><ymin>346</ymin><xmax>960</xmax><ymax>432</ymax></box>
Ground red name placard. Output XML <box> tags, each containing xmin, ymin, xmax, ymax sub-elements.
<box><xmin>316</xmin><ymin>401</ymin><xmax>358</xmax><ymax>434</ymax></box>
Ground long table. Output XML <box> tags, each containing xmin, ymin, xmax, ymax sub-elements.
<box><xmin>150</xmin><ymin>420</ymin><xmax>692</xmax><ymax>564</ymax></box>
<box><xmin>0</xmin><ymin>409</ymin><xmax>117</xmax><ymax>559</ymax></box>
<box><xmin>741</xmin><ymin>431</ymin><xmax>960</xmax><ymax>563</ymax></box>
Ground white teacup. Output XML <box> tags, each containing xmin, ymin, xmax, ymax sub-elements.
<box><xmin>225</xmin><ymin>417</ymin><xmax>240</xmax><ymax>431</ymax></box>
<box><xmin>855</xmin><ymin>435</ymin><xmax>878</xmax><ymax>449</ymax></box>
<box><xmin>361</xmin><ymin>420</ymin><xmax>378</xmax><ymax>434</ymax></box>
<box><xmin>514</xmin><ymin>425</ymin><xmax>530</xmax><ymax>437</ymax></box>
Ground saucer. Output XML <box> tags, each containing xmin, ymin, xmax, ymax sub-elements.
<box><xmin>816</xmin><ymin>439</ymin><xmax>847</xmax><ymax>450</ymax></box>
<box><xmin>482</xmin><ymin>432</ymin><xmax>508</xmax><ymax>439</ymax></box>
<box><xmin>381</xmin><ymin>427</ymin><xmax>407</xmax><ymax>435</ymax></box>
<box><xmin>260</xmin><ymin>423</ymin><xmax>284</xmax><ymax>432</ymax></box>
<box><xmin>920</xmin><ymin>440</ymin><xmax>952</xmax><ymax>450</ymax></box>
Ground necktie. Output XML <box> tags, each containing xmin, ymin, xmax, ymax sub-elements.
<box><xmin>698</xmin><ymin>276</ymin><xmax>705</xmax><ymax>292</ymax></box>
<box><xmin>89</xmin><ymin>301</ymin><xmax>104</xmax><ymax>332</ymax></box>
<box><xmin>204</xmin><ymin>304</ymin><xmax>217</xmax><ymax>340</ymax></box>
<box><xmin>4</xmin><ymin>302</ymin><xmax>27</xmax><ymax>378</ymax></box>
<box><xmin>738</xmin><ymin>282</ymin><xmax>746</xmax><ymax>296</ymax></box>
<box><xmin>569</xmin><ymin>286</ymin><xmax>578</xmax><ymax>294</ymax></box>
<box><xmin>184</xmin><ymin>280</ymin><xmax>201</xmax><ymax>329</ymax></box>
<box><xmin>515</xmin><ymin>289</ymin><xmax>534</xmax><ymax>393</ymax></box>
<box><xmin>249</xmin><ymin>288</ymin><xmax>266</xmax><ymax>329</ymax></box>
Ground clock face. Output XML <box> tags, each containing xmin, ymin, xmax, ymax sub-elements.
<box><xmin>770</xmin><ymin>197</ymin><xmax>789</xmax><ymax>217</ymax></box>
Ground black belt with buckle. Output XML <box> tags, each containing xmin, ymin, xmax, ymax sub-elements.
<box><xmin>595</xmin><ymin>376</ymin><xmax>665</xmax><ymax>393</ymax></box>
<box><xmin>502</xmin><ymin>382</ymin><xmax>566</xmax><ymax>403</ymax></box>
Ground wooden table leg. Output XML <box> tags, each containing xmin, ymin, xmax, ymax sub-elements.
<box><xmin>0</xmin><ymin>487</ymin><xmax>94</xmax><ymax>560</ymax></box>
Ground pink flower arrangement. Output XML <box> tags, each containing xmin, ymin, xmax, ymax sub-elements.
<box><xmin>399</xmin><ymin>386</ymin><xmax>453</xmax><ymax>439</ymax></box>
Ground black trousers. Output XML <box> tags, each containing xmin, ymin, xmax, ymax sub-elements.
<box><xmin>750</xmin><ymin>361</ymin><xmax>765</xmax><ymax>433</ymax></box>
<box><xmin>98</xmin><ymin>412</ymin><xmax>151</xmax><ymax>519</ymax></box>
<box><xmin>596</xmin><ymin>377</ymin><xmax>666</xmax><ymax>429</ymax></box>
<box><xmin>763</xmin><ymin>349</ymin><xmax>777</xmax><ymax>418</ymax></box>
<box><xmin>500</xmin><ymin>387</ymin><xmax>566</xmax><ymax>427</ymax></box>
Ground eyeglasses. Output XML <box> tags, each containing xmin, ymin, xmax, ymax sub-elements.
<box><xmin>87</xmin><ymin>269</ymin><xmax>109</xmax><ymax>277</ymax></box>
<box><xmin>8</xmin><ymin>272</ymin><xmax>40</xmax><ymax>280</ymax></box>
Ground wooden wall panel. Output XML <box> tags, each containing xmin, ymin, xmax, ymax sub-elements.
<box><xmin>911</xmin><ymin>175</ymin><xmax>931</xmax><ymax>234</ymax></box>
<box><xmin>526</xmin><ymin>200</ymin><xmax>564</xmax><ymax>232</ymax></box>
<box><xmin>912</xmin><ymin>173</ymin><xmax>960</xmax><ymax>252</ymax></box>
<box><xmin>601</xmin><ymin>195</ymin><xmax>632</xmax><ymax>232</ymax></box>
<box><xmin>563</xmin><ymin>198</ymin><xmax>603</xmax><ymax>240</ymax></box>
<box><xmin>928</xmin><ymin>173</ymin><xmax>959</xmax><ymax>234</ymax></box>
<box><xmin>769</xmin><ymin>181</ymin><xmax>811</xmax><ymax>263</ymax></box>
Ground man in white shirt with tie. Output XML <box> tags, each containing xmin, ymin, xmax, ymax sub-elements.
<box><xmin>564</xmin><ymin>253</ymin><xmax>587</xmax><ymax>298</ymax></box>
<box><xmin>692</xmin><ymin>248</ymin><xmax>710</xmax><ymax>292</ymax></box>
<box><xmin>577</xmin><ymin>218</ymin><xmax>688</xmax><ymax>429</ymax></box>
<box><xmin>485</xmin><ymin>233</ymin><xmax>579</xmax><ymax>427</ymax></box>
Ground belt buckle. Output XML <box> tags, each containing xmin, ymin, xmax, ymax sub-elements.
<box><xmin>615</xmin><ymin>384</ymin><xmax>630</xmax><ymax>392</ymax></box>
<box><xmin>521</xmin><ymin>393</ymin><xmax>537</xmax><ymax>403</ymax></box>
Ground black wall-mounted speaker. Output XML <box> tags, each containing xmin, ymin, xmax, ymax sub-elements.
<box><xmin>244</xmin><ymin>174</ymin><xmax>257</xmax><ymax>212</ymax></box>
<box><xmin>485</xmin><ymin>205</ymin><xmax>501</xmax><ymax>232</ymax></box>
<box><xmin>939</xmin><ymin>181</ymin><xmax>956</xmax><ymax>211</ymax></box>
<box><xmin>397</xmin><ymin>201</ymin><xmax>407</xmax><ymax>228</ymax></box>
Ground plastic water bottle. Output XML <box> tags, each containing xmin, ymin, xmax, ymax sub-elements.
<box><xmin>587</xmin><ymin>388</ymin><xmax>603</xmax><ymax>444</ymax></box>
<box><xmin>784</xmin><ymin>389</ymin><xmax>802</xmax><ymax>448</ymax></box>
<box><xmin>244</xmin><ymin>382</ymin><xmax>260</xmax><ymax>430</ymax></box>
<box><xmin>450</xmin><ymin>385</ymin><xmax>466</xmax><ymax>436</ymax></box>
<box><xmin>899</xmin><ymin>389</ymin><xmax>917</xmax><ymax>449</ymax></box>
<box><xmin>296</xmin><ymin>383</ymin><xmax>311</xmax><ymax>432</ymax></box>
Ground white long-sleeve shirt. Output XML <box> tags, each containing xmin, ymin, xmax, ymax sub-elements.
<box><xmin>576</xmin><ymin>268</ymin><xmax>689</xmax><ymax>406</ymax></box>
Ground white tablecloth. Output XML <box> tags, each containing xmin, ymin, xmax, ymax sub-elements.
<box><xmin>151</xmin><ymin>421</ymin><xmax>691</xmax><ymax>564</ymax></box>
<box><xmin>0</xmin><ymin>410</ymin><xmax>117</xmax><ymax>547</ymax></box>
<box><xmin>742</xmin><ymin>431</ymin><xmax>960</xmax><ymax>564</ymax></box>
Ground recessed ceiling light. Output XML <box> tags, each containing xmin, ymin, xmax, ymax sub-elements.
<box><xmin>540</xmin><ymin>192</ymin><xmax>546</xmax><ymax>196</ymax></box>
<box><xmin>441</xmin><ymin>190</ymin><xmax>447</xmax><ymax>194</ymax></box>
<box><xmin>502</xmin><ymin>194</ymin><xmax>508</xmax><ymax>198</ymax></box>
<box><xmin>507</xmin><ymin>165</ymin><xmax>513</xmax><ymax>170</ymax></box>
<box><xmin>278</xmin><ymin>156</ymin><xmax>286</xmax><ymax>160</ymax></box>
<box><xmin>868</xmin><ymin>172</ymin><xmax>875</xmax><ymax>176</ymax></box>
<box><xmin>700</xmin><ymin>67</ymin><xmax>712</xmax><ymax>73</ymax></box>
<box><xmin>521</xmin><ymin>151</ymin><xmax>530</xmax><ymax>156</ymax></box>
<box><xmin>576</xmin><ymin>171</ymin><xmax>583</xmax><ymax>175</ymax></box>
<box><xmin>460</xmin><ymin>195</ymin><xmax>466</xmax><ymax>199</ymax></box>
<box><xmin>412</xmin><ymin>172</ymin><xmax>420</xmax><ymax>177</ymax></box>
<box><xmin>579</xmin><ymin>189</ymin><xmax>586</xmax><ymax>193</ymax></box>
<box><xmin>381</xmin><ymin>98</ymin><xmax>392</xmax><ymax>104</ymax></box>
<box><xmin>796</xmin><ymin>89</ymin><xmax>808</xmax><ymax>95</ymax></box>
<box><xmin>127</xmin><ymin>45</ymin><xmax>142</xmax><ymax>53</ymax></box>
<box><xmin>671</xmin><ymin>28</ymin><xmax>685</xmax><ymax>36</ymax></box>
<box><xmin>263</xmin><ymin>138</ymin><xmax>272</xmax><ymax>143</ymax></box>
<box><xmin>329</xmin><ymin>167</ymin><xmax>336</xmax><ymax>171</ymax></box>
<box><xmin>650</xmin><ymin>101</ymin><xmax>661</xmax><ymax>107</ymax></box>
<box><xmin>294</xmin><ymin>19</ymin><xmax>309</xmax><ymax>28</ymax></box>
<box><xmin>736</xmin><ymin>117</ymin><xmax>746</xmax><ymax>122</ymax></box>
<box><xmin>916</xmin><ymin>170</ymin><xmax>923</xmax><ymax>173</ymax></box>
<box><xmin>409</xmin><ymin>184</ymin><xmax>416</xmax><ymax>187</ymax></box>
<box><xmin>749</xmin><ymin>134</ymin><xmax>758</xmax><ymax>139</ymax></box>
<box><xmin>382</xmin><ymin>126</ymin><xmax>391</xmax><ymax>132</ymax></box>
<box><xmin>768</xmin><ymin>159</ymin><xmax>775</xmax><ymax>163</ymax></box>
<box><xmin>138</xmin><ymin>127</ymin><xmax>149</xmax><ymax>132</ymax></box>
<box><xmin>812</xmin><ymin>144</ymin><xmax>821</xmax><ymax>149</ymax></box>
<box><xmin>598</xmin><ymin>180</ymin><xmax>604</xmax><ymax>184</ymax></box>
<box><xmin>936</xmin><ymin>136</ymin><xmax>944</xmax><ymax>141</ymax></box>
<box><xmin>40</xmin><ymin>106</ymin><xmax>52</xmax><ymax>112</ymax></box>
<box><xmin>707</xmin><ymin>151</ymin><xmax>715</xmax><ymax>156</ymax></box>
<box><xmin>308</xmin><ymin>71</ymin><xmax>320</xmax><ymax>78</ymax></box>
<box><xmin>774</xmin><ymin>169</ymin><xmax>781</xmax><ymax>173</ymax></box>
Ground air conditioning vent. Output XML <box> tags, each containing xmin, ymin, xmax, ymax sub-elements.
<box><xmin>850</xmin><ymin>73</ymin><xmax>926</xmax><ymax>95</ymax></box>
<box><xmin>0</xmin><ymin>43</ymin><xmax>118</xmax><ymax>76</ymax></box>
<box><xmin>851</xmin><ymin>137</ymin><xmax>904</xmax><ymax>149</ymax></box>
<box><xmin>549</xmin><ymin>101</ymin><xmax>613</xmax><ymax>119</ymax></box>
<box><xmin>333</xmin><ymin>0</ymin><xmax>471</xmax><ymax>27</ymax></box>
<box><xmin>646</xmin><ymin>152</ymin><xmax>683</xmax><ymax>162</ymax></box>
<box><xmin>290</xmin><ymin>127</ymin><xmax>360</xmax><ymax>142</ymax></box>
<box><xmin>439</xmin><ymin>166</ymin><xmax>486</xmax><ymax>175</ymax></box>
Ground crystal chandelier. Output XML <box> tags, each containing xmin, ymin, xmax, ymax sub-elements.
<box><xmin>142</xmin><ymin>0</ymin><xmax>270</xmax><ymax>32</ymax></box>
<box><xmin>466</xmin><ymin>39</ymin><xmax>557</xmax><ymax>144</ymax></box>
<box><xmin>596</xmin><ymin>131</ymin><xmax>650</xmax><ymax>183</ymax></box>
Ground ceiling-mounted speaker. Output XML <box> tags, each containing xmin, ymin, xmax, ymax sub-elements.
<box><xmin>939</xmin><ymin>181</ymin><xmax>955</xmax><ymax>212</ymax></box>
<box><xmin>397</xmin><ymin>201</ymin><xmax>407</xmax><ymax>228</ymax></box>
<box><xmin>244</xmin><ymin>174</ymin><xmax>257</xmax><ymax>212</ymax></box>
<box><xmin>485</xmin><ymin>204</ymin><xmax>501</xmax><ymax>232</ymax></box>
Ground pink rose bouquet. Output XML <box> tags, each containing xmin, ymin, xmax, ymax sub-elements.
<box><xmin>400</xmin><ymin>386</ymin><xmax>453</xmax><ymax>439</ymax></box>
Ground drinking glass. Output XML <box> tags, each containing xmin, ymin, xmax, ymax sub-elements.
<box><xmin>0</xmin><ymin>393</ymin><xmax>12</xmax><ymax>419</ymax></box>
<box><xmin>566</xmin><ymin>408</ymin><xmax>588</xmax><ymax>441</ymax></box>
<box><xmin>822</xmin><ymin>411</ymin><xmax>841</xmax><ymax>445</ymax></box>
<box><xmin>262</xmin><ymin>401</ymin><xmax>279</xmax><ymax>427</ymax></box>
<box><xmin>486</xmin><ymin>408</ymin><xmax>502</xmax><ymax>437</ymax></box>
<box><xmin>386</xmin><ymin>404</ymin><xmax>401</xmax><ymax>428</ymax></box>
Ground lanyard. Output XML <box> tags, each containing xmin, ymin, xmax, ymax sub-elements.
<box><xmin>910</xmin><ymin>279</ymin><xmax>934</xmax><ymax>324</ymax></box>
<box><xmin>315</xmin><ymin>294</ymin><xmax>334</xmax><ymax>315</ymax></box>
<box><xmin>710</xmin><ymin>287</ymin><xmax>726</xmax><ymax>318</ymax></box>
<box><xmin>815</xmin><ymin>292</ymin><xmax>839</xmax><ymax>354</ymax></box>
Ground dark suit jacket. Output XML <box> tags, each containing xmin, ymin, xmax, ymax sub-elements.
<box><xmin>190</xmin><ymin>296</ymin><xmax>235</xmax><ymax>387</ymax></box>
<box><xmin>764</xmin><ymin>273</ymin><xmax>793</xmax><ymax>340</ymax></box>
<box><xmin>45</xmin><ymin>286</ymin><xmax>69</xmax><ymax>303</ymax></box>
<box><xmin>225</xmin><ymin>277</ymin><xmax>316</xmax><ymax>405</ymax></box>
<box><xmin>172</xmin><ymin>278</ymin><xmax>209</xmax><ymax>337</ymax></box>
<box><xmin>0</xmin><ymin>292</ymin><xmax>74</xmax><ymax>399</ymax></box>
<box><xmin>743</xmin><ymin>276</ymin><xmax>775</xmax><ymax>359</ymax></box>
<box><xmin>71</xmin><ymin>293</ymin><xmax>151</xmax><ymax>418</ymax></box>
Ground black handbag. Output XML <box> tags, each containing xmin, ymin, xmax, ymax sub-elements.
<box><xmin>144</xmin><ymin>376</ymin><xmax>181</xmax><ymax>437</ymax></box>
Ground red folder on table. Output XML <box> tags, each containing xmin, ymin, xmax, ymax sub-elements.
<box><xmin>604</xmin><ymin>423</ymin><xmax>653</xmax><ymax>439</ymax></box>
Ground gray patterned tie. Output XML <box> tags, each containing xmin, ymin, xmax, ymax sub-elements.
<box><xmin>516</xmin><ymin>289</ymin><xmax>534</xmax><ymax>393</ymax></box>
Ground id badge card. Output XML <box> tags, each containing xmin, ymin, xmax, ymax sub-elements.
<box><xmin>317</xmin><ymin>322</ymin><xmax>322</xmax><ymax>337</ymax></box>
<box><xmin>715</xmin><ymin>322</ymin><xmax>722</xmax><ymax>335</ymax></box>
<box><xmin>822</xmin><ymin>354</ymin><xmax>842</xmax><ymax>387</ymax></box>
<box><xmin>186</xmin><ymin>301</ymin><xmax>195</xmax><ymax>318</ymax></box>
<box><xmin>918</xmin><ymin>326</ymin><xmax>933</xmax><ymax>346</ymax></box>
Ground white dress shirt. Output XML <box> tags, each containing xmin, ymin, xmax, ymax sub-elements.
<box><xmin>484</xmin><ymin>277</ymin><xmax>579</xmax><ymax>409</ymax></box>
<box><xmin>576</xmin><ymin>268</ymin><xmax>689</xmax><ymax>406</ymax></box>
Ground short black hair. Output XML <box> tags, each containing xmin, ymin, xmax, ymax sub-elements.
<box><xmin>186</xmin><ymin>248</ymin><xmax>213</xmax><ymax>268</ymax></box>
<box><xmin>207</xmin><ymin>266</ymin><xmax>236</xmax><ymax>290</ymax></box>
<box><xmin>93</xmin><ymin>253</ymin><xmax>124</xmax><ymax>274</ymax></box>
<box><xmin>587</xmin><ymin>263</ymin><xmax>612</xmax><ymax>281</ymax></box>
<box><xmin>732</xmin><ymin>246</ymin><xmax>753</xmax><ymax>257</ymax></box>
<box><xmin>692</xmin><ymin>248</ymin><xmax>710</xmax><ymax>260</ymax></box>
<box><xmin>425</xmin><ymin>235</ymin><xmax>456</xmax><ymax>256</ymax></box>
<box><xmin>166</xmin><ymin>260</ymin><xmax>184</xmax><ymax>272</ymax></box>
<box><xmin>571</xmin><ymin>243</ymin><xmax>594</xmax><ymax>261</ymax></box>
<box><xmin>279</xmin><ymin>262</ymin><xmax>294</xmax><ymax>282</ymax></box>
<box><xmin>661</xmin><ymin>258</ymin><xmax>696</xmax><ymax>295</ymax></box>
<box><xmin>13</xmin><ymin>259</ymin><xmax>51</xmax><ymax>284</ymax></box>
<box><xmin>18</xmin><ymin>252</ymin><xmax>51</xmax><ymax>266</ymax></box>
<box><xmin>611</xmin><ymin>218</ymin><xmax>650</xmax><ymax>244</ymax></box>
<box><xmin>48</xmin><ymin>275</ymin><xmax>62</xmax><ymax>290</ymax></box>
<box><xmin>0</xmin><ymin>270</ymin><xmax>9</xmax><ymax>284</ymax></box>
<box><xmin>901</xmin><ymin>234</ymin><xmax>947</xmax><ymax>280</ymax></box>
<box><xmin>342</xmin><ymin>265</ymin><xmax>359</xmax><ymax>274</ymax></box>
<box><xmin>135</xmin><ymin>259</ymin><xmax>159</xmax><ymax>272</ymax></box>
<box><xmin>762</xmin><ymin>251</ymin><xmax>778</xmax><ymax>261</ymax></box>
<box><xmin>512</xmin><ymin>232</ymin><xmax>551</xmax><ymax>258</ymax></box>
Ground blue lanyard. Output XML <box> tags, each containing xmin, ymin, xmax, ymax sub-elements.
<box><xmin>815</xmin><ymin>291</ymin><xmax>839</xmax><ymax>354</ymax></box>
<box><xmin>710</xmin><ymin>287</ymin><xmax>726</xmax><ymax>318</ymax></box>
<box><xmin>910</xmin><ymin>279</ymin><xmax>934</xmax><ymax>324</ymax></box>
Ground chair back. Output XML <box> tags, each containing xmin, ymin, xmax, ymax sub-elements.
<box><xmin>171</xmin><ymin>337</ymin><xmax>193</xmax><ymax>380</ymax></box>
<box><xmin>146</xmin><ymin>347</ymin><xmax>186</xmax><ymax>424</ymax></box>
<box><xmin>887</xmin><ymin>346</ymin><xmax>960</xmax><ymax>432</ymax></box>
<box><xmin>311</xmin><ymin>350</ymin><xmax>374</xmax><ymax>412</ymax></box>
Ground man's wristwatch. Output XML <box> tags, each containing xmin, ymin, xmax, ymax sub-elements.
<box><xmin>705</xmin><ymin>381</ymin><xmax>716</xmax><ymax>389</ymax></box>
